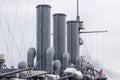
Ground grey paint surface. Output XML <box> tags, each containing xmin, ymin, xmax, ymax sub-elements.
<box><xmin>0</xmin><ymin>1</ymin><xmax>120</xmax><ymax>79</ymax></box>
<box><xmin>18</xmin><ymin>61</ymin><xmax>27</xmax><ymax>69</ymax></box>
<box><xmin>67</xmin><ymin>21</ymin><xmax>79</xmax><ymax>65</ymax></box>
<box><xmin>36</xmin><ymin>5</ymin><xmax>51</xmax><ymax>70</ymax></box>
<box><xmin>78</xmin><ymin>21</ymin><xmax>84</xmax><ymax>29</ymax></box>
<box><xmin>46</xmin><ymin>47</ymin><xmax>55</xmax><ymax>74</ymax></box>
<box><xmin>62</xmin><ymin>52</ymin><xmax>70</xmax><ymax>70</ymax></box>
<box><xmin>53</xmin><ymin>14</ymin><xmax>66</xmax><ymax>61</ymax></box>
<box><xmin>53</xmin><ymin>60</ymin><xmax>61</xmax><ymax>75</ymax></box>
<box><xmin>75</xmin><ymin>56</ymin><xmax>81</xmax><ymax>70</ymax></box>
<box><xmin>27</xmin><ymin>47</ymin><xmax>36</xmax><ymax>68</ymax></box>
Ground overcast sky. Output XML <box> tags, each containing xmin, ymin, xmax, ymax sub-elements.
<box><xmin>0</xmin><ymin>0</ymin><xmax>120</xmax><ymax>80</ymax></box>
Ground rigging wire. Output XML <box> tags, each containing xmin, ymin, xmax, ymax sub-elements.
<box><xmin>0</xmin><ymin>0</ymin><xmax>13</xmax><ymax>66</ymax></box>
<box><xmin>11</xmin><ymin>0</ymin><xmax>22</xmax><ymax>65</ymax></box>
<box><xmin>20</xmin><ymin>0</ymin><xmax>31</xmax><ymax>56</ymax></box>
<box><xmin>96</xmin><ymin>33</ymin><xmax>98</xmax><ymax>59</ymax></box>
<box><xmin>13</xmin><ymin>0</ymin><xmax>23</xmax><ymax>38</ymax></box>
<box><xmin>82</xmin><ymin>0</ymin><xmax>86</xmax><ymax>28</ymax></box>
<box><xmin>84</xmin><ymin>41</ymin><xmax>95</xmax><ymax>66</ymax></box>
<box><xmin>29</xmin><ymin>6</ymin><xmax>36</xmax><ymax>47</ymax></box>
<box><xmin>102</xmin><ymin>33</ymin><xmax>105</xmax><ymax>69</ymax></box>
<box><xmin>0</xmin><ymin>1</ymin><xmax>23</xmax><ymax>61</ymax></box>
<box><xmin>60</xmin><ymin>0</ymin><xmax>62</xmax><ymax>13</ymax></box>
<box><xmin>8</xmin><ymin>0</ymin><xmax>20</xmax><ymax>66</ymax></box>
<box><xmin>4</xmin><ymin>0</ymin><xmax>9</xmax><ymax>23</ymax></box>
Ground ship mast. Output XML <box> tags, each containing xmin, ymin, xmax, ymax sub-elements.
<box><xmin>76</xmin><ymin>0</ymin><xmax>107</xmax><ymax>48</ymax></box>
<box><xmin>76</xmin><ymin>0</ymin><xmax>84</xmax><ymax>47</ymax></box>
<box><xmin>77</xmin><ymin>0</ymin><xmax>80</xmax><ymax>21</ymax></box>
<box><xmin>76</xmin><ymin>0</ymin><xmax>107</xmax><ymax>34</ymax></box>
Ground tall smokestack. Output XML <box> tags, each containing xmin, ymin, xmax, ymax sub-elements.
<box><xmin>36</xmin><ymin>5</ymin><xmax>51</xmax><ymax>70</ymax></box>
<box><xmin>53</xmin><ymin>13</ymin><xmax>66</xmax><ymax>61</ymax></box>
<box><xmin>67</xmin><ymin>21</ymin><xmax>79</xmax><ymax>64</ymax></box>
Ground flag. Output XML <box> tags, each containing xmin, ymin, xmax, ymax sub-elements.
<box><xmin>99</xmin><ymin>69</ymin><xmax>103</xmax><ymax>75</ymax></box>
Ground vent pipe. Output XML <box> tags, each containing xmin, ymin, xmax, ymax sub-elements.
<box><xmin>27</xmin><ymin>47</ymin><xmax>36</xmax><ymax>68</ymax></box>
<box><xmin>62</xmin><ymin>52</ymin><xmax>70</xmax><ymax>70</ymax></box>
<box><xmin>46</xmin><ymin>47</ymin><xmax>55</xmax><ymax>73</ymax></box>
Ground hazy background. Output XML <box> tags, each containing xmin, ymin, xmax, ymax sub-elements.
<box><xmin>0</xmin><ymin>0</ymin><xmax>120</xmax><ymax>80</ymax></box>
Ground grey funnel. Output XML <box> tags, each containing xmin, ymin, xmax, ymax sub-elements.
<box><xmin>36</xmin><ymin>4</ymin><xmax>51</xmax><ymax>70</ymax></box>
<box><xmin>53</xmin><ymin>13</ymin><xmax>66</xmax><ymax>61</ymax></box>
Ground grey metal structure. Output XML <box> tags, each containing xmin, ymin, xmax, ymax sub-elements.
<box><xmin>18</xmin><ymin>61</ymin><xmax>27</xmax><ymax>69</ymax></box>
<box><xmin>53</xmin><ymin>60</ymin><xmax>61</xmax><ymax>75</ymax></box>
<box><xmin>0</xmin><ymin>54</ymin><xmax>5</xmax><ymax>69</ymax></box>
<box><xmin>67</xmin><ymin>21</ymin><xmax>79</xmax><ymax>65</ymax></box>
<box><xmin>46</xmin><ymin>47</ymin><xmax>55</xmax><ymax>73</ymax></box>
<box><xmin>53</xmin><ymin>14</ymin><xmax>66</xmax><ymax>61</ymax></box>
<box><xmin>36</xmin><ymin>4</ymin><xmax>51</xmax><ymax>70</ymax></box>
<box><xmin>75</xmin><ymin>56</ymin><xmax>81</xmax><ymax>70</ymax></box>
<box><xmin>0</xmin><ymin>2</ymin><xmax>108</xmax><ymax>80</ymax></box>
<box><xmin>27</xmin><ymin>47</ymin><xmax>36</xmax><ymax>68</ymax></box>
<box><xmin>62</xmin><ymin>52</ymin><xmax>70</xmax><ymax>70</ymax></box>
